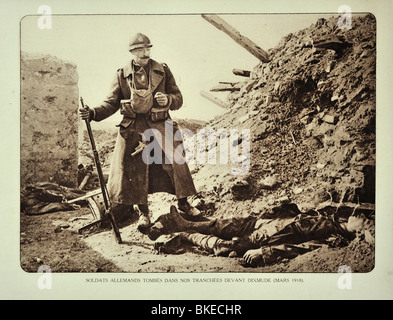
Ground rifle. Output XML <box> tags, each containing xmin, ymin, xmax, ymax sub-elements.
<box><xmin>79</xmin><ymin>97</ymin><xmax>122</xmax><ymax>244</ymax></box>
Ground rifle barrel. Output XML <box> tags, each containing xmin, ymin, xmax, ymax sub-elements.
<box><xmin>79</xmin><ymin>97</ymin><xmax>122</xmax><ymax>244</ymax></box>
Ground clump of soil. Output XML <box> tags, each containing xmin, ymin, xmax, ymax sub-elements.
<box><xmin>195</xmin><ymin>13</ymin><xmax>376</xmax><ymax>218</ymax></box>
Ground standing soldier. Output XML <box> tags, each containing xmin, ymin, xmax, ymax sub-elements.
<box><xmin>79</xmin><ymin>32</ymin><xmax>199</xmax><ymax>232</ymax></box>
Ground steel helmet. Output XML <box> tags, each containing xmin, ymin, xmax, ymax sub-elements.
<box><xmin>129</xmin><ymin>33</ymin><xmax>153</xmax><ymax>51</ymax></box>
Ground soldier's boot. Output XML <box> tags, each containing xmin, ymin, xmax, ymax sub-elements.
<box><xmin>177</xmin><ymin>198</ymin><xmax>201</xmax><ymax>217</ymax></box>
<box><xmin>137</xmin><ymin>204</ymin><xmax>151</xmax><ymax>233</ymax></box>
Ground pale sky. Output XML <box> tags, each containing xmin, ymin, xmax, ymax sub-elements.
<box><xmin>21</xmin><ymin>13</ymin><xmax>333</xmax><ymax>123</ymax></box>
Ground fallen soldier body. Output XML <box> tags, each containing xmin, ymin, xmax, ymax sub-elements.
<box><xmin>21</xmin><ymin>182</ymin><xmax>86</xmax><ymax>215</ymax></box>
<box><xmin>146</xmin><ymin>203</ymin><xmax>374</xmax><ymax>267</ymax></box>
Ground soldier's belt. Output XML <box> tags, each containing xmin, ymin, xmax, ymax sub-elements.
<box><xmin>120</xmin><ymin>99</ymin><xmax>170</xmax><ymax>122</ymax></box>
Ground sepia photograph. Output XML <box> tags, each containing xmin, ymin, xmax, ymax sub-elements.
<box><xmin>19</xmin><ymin>11</ymin><xmax>377</xmax><ymax>275</ymax></box>
<box><xmin>1</xmin><ymin>0</ymin><xmax>392</xmax><ymax>303</ymax></box>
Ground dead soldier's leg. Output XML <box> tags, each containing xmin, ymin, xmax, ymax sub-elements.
<box><xmin>147</xmin><ymin>206</ymin><xmax>260</xmax><ymax>247</ymax></box>
<box><xmin>169</xmin><ymin>207</ymin><xmax>260</xmax><ymax>256</ymax></box>
<box><xmin>179</xmin><ymin>232</ymin><xmax>237</xmax><ymax>256</ymax></box>
<box><xmin>169</xmin><ymin>206</ymin><xmax>213</xmax><ymax>234</ymax></box>
<box><xmin>170</xmin><ymin>206</ymin><xmax>258</xmax><ymax>239</ymax></box>
<box><xmin>145</xmin><ymin>205</ymin><xmax>206</xmax><ymax>240</ymax></box>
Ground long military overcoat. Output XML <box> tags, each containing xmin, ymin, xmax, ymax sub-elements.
<box><xmin>92</xmin><ymin>59</ymin><xmax>197</xmax><ymax>205</ymax></box>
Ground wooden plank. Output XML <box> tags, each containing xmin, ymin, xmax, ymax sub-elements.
<box><xmin>200</xmin><ymin>90</ymin><xmax>227</xmax><ymax>108</ymax></box>
<box><xmin>66</xmin><ymin>188</ymin><xmax>102</xmax><ymax>204</ymax></box>
<box><xmin>313</xmin><ymin>34</ymin><xmax>348</xmax><ymax>51</ymax></box>
<box><xmin>232</xmin><ymin>69</ymin><xmax>251</xmax><ymax>77</ymax></box>
<box><xmin>210</xmin><ymin>83</ymin><xmax>240</xmax><ymax>92</ymax></box>
<box><xmin>201</xmin><ymin>14</ymin><xmax>270</xmax><ymax>63</ymax></box>
<box><xmin>219</xmin><ymin>81</ymin><xmax>238</xmax><ymax>85</ymax></box>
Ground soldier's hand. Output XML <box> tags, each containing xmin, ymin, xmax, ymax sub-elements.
<box><xmin>154</xmin><ymin>92</ymin><xmax>168</xmax><ymax>107</ymax></box>
<box><xmin>243</xmin><ymin>248</ymin><xmax>263</xmax><ymax>266</ymax></box>
<box><xmin>79</xmin><ymin>105</ymin><xmax>93</xmax><ymax>121</ymax></box>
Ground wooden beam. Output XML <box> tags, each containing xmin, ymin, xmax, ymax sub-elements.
<box><xmin>232</xmin><ymin>69</ymin><xmax>251</xmax><ymax>77</ymax></box>
<box><xmin>313</xmin><ymin>34</ymin><xmax>349</xmax><ymax>52</ymax></box>
<box><xmin>200</xmin><ymin>90</ymin><xmax>227</xmax><ymax>109</ymax></box>
<box><xmin>210</xmin><ymin>83</ymin><xmax>240</xmax><ymax>92</ymax></box>
<box><xmin>201</xmin><ymin>14</ymin><xmax>270</xmax><ymax>63</ymax></box>
<box><xmin>219</xmin><ymin>81</ymin><xmax>238</xmax><ymax>85</ymax></box>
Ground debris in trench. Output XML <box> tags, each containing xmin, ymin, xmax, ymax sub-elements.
<box><xmin>78</xmin><ymin>164</ymin><xmax>94</xmax><ymax>190</ymax></box>
<box><xmin>312</xmin><ymin>34</ymin><xmax>351</xmax><ymax>53</ymax></box>
<box><xmin>210</xmin><ymin>83</ymin><xmax>241</xmax><ymax>92</ymax></box>
<box><xmin>21</xmin><ymin>182</ymin><xmax>86</xmax><ymax>215</ymax></box>
<box><xmin>201</xmin><ymin>14</ymin><xmax>270</xmax><ymax>63</ymax></box>
<box><xmin>200</xmin><ymin>90</ymin><xmax>227</xmax><ymax>109</ymax></box>
<box><xmin>232</xmin><ymin>69</ymin><xmax>251</xmax><ymax>77</ymax></box>
<box><xmin>259</xmin><ymin>176</ymin><xmax>279</xmax><ymax>190</ymax></box>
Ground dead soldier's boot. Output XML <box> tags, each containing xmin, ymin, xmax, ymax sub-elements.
<box><xmin>136</xmin><ymin>204</ymin><xmax>151</xmax><ymax>233</ymax></box>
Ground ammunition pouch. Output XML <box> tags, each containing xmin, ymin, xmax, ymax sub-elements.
<box><xmin>150</xmin><ymin>106</ymin><xmax>170</xmax><ymax>122</ymax></box>
<box><xmin>120</xmin><ymin>99</ymin><xmax>137</xmax><ymax>118</ymax></box>
<box><xmin>120</xmin><ymin>100</ymin><xmax>170</xmax><ymax>122</ymax></box>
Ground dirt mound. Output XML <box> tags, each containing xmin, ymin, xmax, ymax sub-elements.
<box><xmin>192</xmin><ymin>13</ymin><xmax>375</xmax><ymax>219</ymax></box>
<box><xmin>174</xmin><ymin>13</ymin><xmax>376</xmax><ymax>272</ymax></box>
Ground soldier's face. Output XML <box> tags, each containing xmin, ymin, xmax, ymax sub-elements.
<box><xmin>131</xmin><ymin>47</ymin><xmax>151</xmax><ymax>67</ymax></box>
